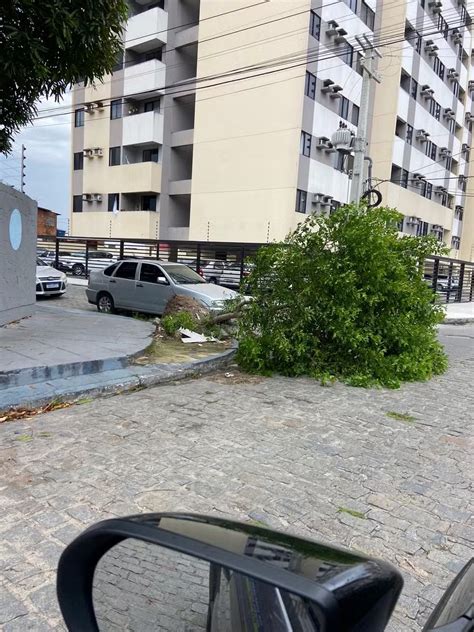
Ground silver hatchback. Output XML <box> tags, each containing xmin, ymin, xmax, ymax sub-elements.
<box><xmin>86</xmin><ymin>259</ymin><xmax>238</xmax><ymax>315</ymax></box>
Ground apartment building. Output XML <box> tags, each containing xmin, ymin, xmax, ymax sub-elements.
<box><xmin>370</xmin><ymin>0</ymin><xmax>474</xmax><ymax>260</ymax></box>
<box><xmin>70</xmin><ymin>0</ymin><xmax>474</xmax><ymax>260</ymax></box>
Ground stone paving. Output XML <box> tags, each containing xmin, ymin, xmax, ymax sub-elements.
<box><xmin>0</xmin><ymin>324</ymin><xmax>473</xmax><ymax>631</ymax></box>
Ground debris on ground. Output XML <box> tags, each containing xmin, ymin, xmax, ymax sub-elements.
<box><xmin>0</xmin><ymin>400</ymin><xmax>71</xmax><ymax>424</ymax></box>
<box><xmin>179</xmin><ymin>328</ymin><xmax>218</xmax><ymax>344</ymax></box>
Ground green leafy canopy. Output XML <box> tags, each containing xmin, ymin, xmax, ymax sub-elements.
<box><xmin>0</xmin><ymin>0</ymin><xmax>128</xmax><ymax>153</ymax></box>
<box><xmin>237</xmin><ymin>204</ymin><xmax>448</xmax><ymax>388</ymax></box>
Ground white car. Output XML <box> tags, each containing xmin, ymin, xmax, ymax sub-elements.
<box><xmin>200</xmin><ymin>260</ymin><xmax>227</xmax><ymax>284</ymax></box>
<box><xmin>36</xmin><ymin>258</ymin><xmax>67</xmax><ymax>297</ymax></box>
<box><xmin>59</xmin><ymin>251</ymin><xmax>117</xmax><ymax>276</ymax></box>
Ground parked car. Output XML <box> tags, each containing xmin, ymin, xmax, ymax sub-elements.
<box><xmin>59</xmin><ymin>250</ymin><xmax>117</xmax><ymax>276</ymax></box>
<box><xmin>220</xmin><ymin>263</ymin><xmax>255</xmax><ymax>288</ymax></box>
<box><xmin>36</xmin><ymin>258</ymin><xmax>67</xmax><ymax>297</ymax></box>
<box><xmin>86</xmin><ymin>259</ymin><xmax>238</xmax><ymax>315</ymax></box>
<box><xmin>424</xmin><ymin>274</ymin><xmax>460</xmax><ymax>293</ymax></box>
<box><xmin>201</xmin><ymin>260</ymin><xmax>227</xmax><ymax>284</ymax></box>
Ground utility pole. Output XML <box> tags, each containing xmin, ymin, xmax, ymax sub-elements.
<box><xmin>350</xmin><ymin>36</ymin><xmax>382</xmax><ymax>203</ymax></box>
<box><xmin>20</xmin><ymin>144</ymin><xmax>26</xmax><ymax>193</ymax></box>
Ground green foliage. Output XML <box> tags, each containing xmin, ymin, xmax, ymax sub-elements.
<box><xmin>161</xmin><ymin>312</ymin><xmax>197</xmax><ymax>336</ymax></box>
<box><xmin>386</xmin><ymin>411</ymin><xmax>416</xmax><ymax>423</ymax></box>
<box><xmin>337</xmin><ymin>507</ymin><xmax>367</xmax><ymax>520</ymax></box>
<box><xmin>0</xmin><ymin>0</ymin><xmax>128</xmax><ymax>152</ymax></box>
<box><xmin>237</xmin><ymin>204</ymin><xmax>448</xmax><ymax>388</ymax></box>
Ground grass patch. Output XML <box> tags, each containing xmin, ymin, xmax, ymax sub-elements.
<box><xmin>337</xmin><ymin>507</ymin><xmax>367</xmax><ymax>520</ymax></box>
<box><xmin>386</xmin><ymin>411</ymin><xmax>416</xmax><ymax>423</ymax></box>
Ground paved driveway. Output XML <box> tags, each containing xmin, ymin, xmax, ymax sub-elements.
<box><xmin>1</xmin><ymin>325</ymin><xmax>473</xmax><ymax>631</ymax></box>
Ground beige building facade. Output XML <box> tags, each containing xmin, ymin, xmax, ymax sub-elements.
<box><xmin>70</xmin><ymin>0</ymin><xmax>474</xmax><ymax>259</ymax></box>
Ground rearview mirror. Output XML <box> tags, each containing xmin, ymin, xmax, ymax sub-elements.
<box><xmin>57</xmin><ymin>513</ymin><xmax>403</xmax><ymax>631</ymax></box>
<box><xmin>156</xmin><ymin>276</ymin><xmax>168</xmax><ymax>285</ymax></box>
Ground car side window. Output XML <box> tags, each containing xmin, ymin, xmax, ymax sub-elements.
<box><xmin>114</xmin><ymin>262</ymin><xmax>138</xmax><ymax>280</ymax></box>
<box><xmin>140</xmin><ymin>263</ymin><xmax>162</xmax><ymax>284</ymax></box>
<box><xmin>104</xmin><ymin>263</ymin><xmax>120</xmax><ymax>277</ymax></box>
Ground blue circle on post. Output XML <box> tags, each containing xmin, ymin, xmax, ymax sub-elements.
<box><xmin>9</xmin><ymin>209</ymin><xmax>22</xmax><ymax>250</ymax></box>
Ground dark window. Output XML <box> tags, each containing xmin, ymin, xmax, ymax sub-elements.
<box><xmin>458</xmin><ymin>175</ymin><xmax>467</xmax><ymax>191</ymax></box>
<box><xmin>339</xmin><ymin>96</ymin><xmax>350</xmax><ymax>120</ymax></box>
<box><xmin>433</xmin><ymin>57</ymin><xmax>445</xmax><ymax>80</ymax></box>
<box><xmin>74</xmin><ymin>109</ymin><xmax>84</xmax><ymax>127</ymax></box>
<box><xmin>140</xmin><ymin>263</ymin><xmax>162</xmax><ymax>284</ymax></box>
<box><xmin>144</xmin><ymin>100</ymin><xmax>160</xmax><ymax>112</ymax></box>
<box><xmin>417</xmin><ymin>221</ymin><xmax>429</xmax><ymax>236</ymax></box>
<box><xmin>437</xmin><ymin>14</ymin><xmax>449</xmax><ymax>39</ymax></box>
<box><xmin>415</xmin><ymin>32</ymin><xmax>422</xmax><ymax>54</ymax></box>
<box><xmin>336</xmin><ymin>152</ymin><xmax>346</xmax><ymax>172</ymax></box>
<box><xmin>351</xmin><ymin>104</ymin><xmax>360</xmax><ymax>126</ymax></box>
<box><xmin>115</xmin><ymin>262</ymin><xmax>138</xmax><ymax>280</ymax></box>
<box><xmin>110</xmin><ymin>99</ymin><xmax>123</xmax><ymax>120</ymax></box>
<box><xmin>142</xmin><ymin>147</ymin><xmax>159</xmax><ymax>162</ymax></box>
<box><xmin>455</xmin><ymin>206</ymin><xmax>464</xmax><ymax>219</ymax></box>
<box><xmin>452</xmin><ymin>236</ymin><xmax>460</xmax><ymax>249</ymax></box>
<box><xmin>446</xmin><ymin>156</ymin><xmax>452</xmax><ymax>171</ymax></box>
<box><xmin>406</xmin><ymin>124</ymin><xmax>413</xmax><ymax>144</ymax></box>
<box><xmin>435</xmin><ymin>102</ymin><xmax>441</xmax><ymax>121</ymax></box>
<box><xmin>72</xmin><ymin>195</ymin><xmax>82</xmax><ymax>212</ymax></box>
<box><xmin>141</xmin><ymin>195</ymin><xmax>157</xmax><ymax>211</ymax></box>
<box><xmin>410</xmin><ymin>78</ymin><xmax>418</xmax><ymax>99</ymax></box>
<box><xmin>361</xmin><ymin>1</ymin><xmax>375</xmax><ymax>29</ymax></box>
<box><xmin>305</xmin><ymin>71</ymin><xmax>317</xmax><ymax>100</ymax></box>
<box><xmin>108</xmin><ymin>193</ymin><xmax>119</xmax><ymax>213</ymax></box>
<box><xmin>295</xmin><ymin>189</ymin><xmax>307</xmax><ymax>213</ymax></box>
<box><xmin>109</xmin><ymin>146</ymin><xmax>121</xmax><ymax>166</ymax></box>
<box><xmin>340</xmin><ymin>43</ymin><xmax>354</xmax><ymax>67</ymax></box>
<box><xmin>354</xmin><ymin>52</ymin><xmax>363</xmax><ymax>75</ymax></box>
<box><xmin>309</xmin><ymin>10</ymin><xmax>321</xmax><ymax>39</ymax></box>
<box><xmin>430</xmin><ymin>142</ymin><xmax>437</xmax><ymax>160</ymax></box>
<box><xmin>452</xmin><ymin>81</ymin><xmax>460</xmax><ymax>98</ymax></box>
<box><xmin>401</xmin><ymin>169</ymin><xmax>409</xmax><ymax>188</ymax></box>
<box><xmin>104</xmin><ymin>263</ymin><xmax>120</xmax><ymax>277</ymax></box>
<box><xmin>300</xmin><ymin>131</ymin><xmax>312</xmax><ymax>157</ymax></box>
<box><xmin>73</xmin><ymin>152</ymin><xmax>83</xmax><ymax>170</ymax></box>
<box><xmin>343</xmin><ymin>0</ymin><xmax>357</xmax><ymax>12</ymax></box>
<box><xmin>425</xmin><ymin>182</ymin><xmax>433</xmax><ymax>199</ymax></box>
<box><xmin>420</xmin><ymin>0</ymin><xmax>425</xmax><ymax>7</ymax></box>
<box><xmin>330</xmin><ymin>200</ymin><xmax>341</xmax><ymax>215</ymax></box>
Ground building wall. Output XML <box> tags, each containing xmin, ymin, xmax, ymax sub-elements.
<box><xmin>71</xmin><ymin>210</ymin><xmax>159</xmax><ymax>239</ymax></box>
<box><xmin>37</xmin><ymin>208</ymin><xmax>58</xmax><ymax>236</ymax></box>
<box><xmin>0</xmin><ymin>185</ymin><xmax>37</xmax><ymax>326</ymax></box>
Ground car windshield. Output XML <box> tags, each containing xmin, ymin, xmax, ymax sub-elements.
<box><xmin>164</xmin><ymin>265</ymin><xmax>206</xmax><ymax>285</ymax></box>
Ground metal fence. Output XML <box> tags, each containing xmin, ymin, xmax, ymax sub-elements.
<box><xmin>37</xmin><ymin>235</ymin><xmax>474</xmax><ymax>303</ymax></box>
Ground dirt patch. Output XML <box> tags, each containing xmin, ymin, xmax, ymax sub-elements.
<box><xmin>208</xmin><ymin>369</ymin><xmax>267</xmax><ymax>385</ymax></box>
<box><xmin>133</xmin><ymin>337</ymin><xmax>232</xmax><ymax>365</ymax></box>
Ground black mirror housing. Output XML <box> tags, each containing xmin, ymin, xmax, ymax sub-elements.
<box><xmin>57</xmin><ymin>513</ymin><xmax>403</xmax><ymax>631</ymax></box>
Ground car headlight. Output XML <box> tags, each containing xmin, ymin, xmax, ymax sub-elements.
<box><xmin>36</xmin><ymin>277</ymin><xmax>41</xmax><ymax>285</ymax></box>
<box><xmin>60</xmin><ymin>273</ymin><xmax>67</xmax><ymax>283</ymax></box>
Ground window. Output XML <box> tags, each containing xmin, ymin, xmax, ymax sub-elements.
<box><xmin>73</xmin><ymin>152</ymin><xmax>83</xmax><ymax>170</ymax></box>
<box><xmin>435</xmin><ymin>102</ymin><xmax>441</xmax><ymax>121</ymax></box>
<box><xmin>110</xmin><ymin>99</ymin><xmax>123</xmax><ymax>120</ymax></box>
<box><xmin>433</xmin><ymin>57</ymin><xmax>445</xmax><ymax>80</ymax></box>
<box><xmin>430</xmin><ymin>142</ymin><xmax>437</xmax><ymax>160</ymax></box>
<box><xmin>417</xmin><ymin>221</ymin><xmax>429</xmax><ymax>236</ymax></box>
<box><xmin>458</xmin><ymin>175</ymin><xmax>467</xmax><ymax>191</ymax></box>
<box><xmin>400</xmin><ymin>168</ymin><xmax>409</xmax><ymax>188</ymax></box>
<box><xmin>108</xmin><ymin>193</ymin><xmax>119</xmax><ymax>213</ymax></box>
<box><xmin>451</xmin><ymin>236</ymin><xmax>460</xmax><ymax>249</ymax></box>
<box><xmin>406</xmin><ymin>124</ymin><xmax>413</xmax><ymax>144</ymax></box>
<box><xmin>336</xmin><ymin>152</ymin><xmax>346</xmax><ymax>172</ymax></box>
<box><xmin>140</xmin><ymin>263</ymin><xmax>162</xmax><ymax>284</ymax></box>
<box><xmin>115</xmin><ymin>262</ymin><xmax>138</xmax><ymax>280</ymax></box>
<box><xmin>74</xmin><ymin>109</ymin><xmax>84</xmax><ymax>127</ymax></box>
<box><xmin>305</xmin><ymin>71</ymin><xmax>317</xmax><ymax>99</ymax></box>
<box><xmin>295</xmin><ymin>189</ymin><xmax>307</xmax><ymax>213</ymax></box>
<box><xmin>410</xmin><ymin>78</ymin><xmax>418</xmax><ymax>99</ymax></box>
<box><xmin>144</xmin><ymin>100</ymin><xmax>160</xmax><ymax>112</ymax></box>
<box><xmin>424</xmin><ymin>182</ymin><xmax>433</xmax><ymax>199</ymax></box>
<box><xmin>361</xmin><ymin>1</ymin><xmax>375</xmax><ymax>29</ymax></box>
<box><xmin>73</xmin><ymin>195</ymin><xmax>83</xmax><ymax>213</ymax></box>
<box><xmin>339</xmin><ymin>96</ymin><xmax>350</xmax><ymax>120</ymax></box>
<box><xmin>309</xmin><ymin>10</ymin><xmax>321</xmax><ymax>39</ymax></box>
<box><xmin>340</xmin><ymin>43</ymin><xmax>354</xmax><ymax>67</ymax></box>
<box><xmin>452</xmin><ymin>81</ymin><xmax>460</xmax><ymax>98</ymax></box>
<box><xmin>354</xmin><ymin>51</ymin><xmax>363</xmax><ymax>75</ymax></box>
<box><xmin>446</xmin><ymin>156</ymin><xmax>452</xmax><ymax>171</ymax></box>
<box><xmin>437</xmin><ymin>14</ymin><xmax>449</xmax><ymax>39</ymax></box>
<box><xmin>300</xmin><ymin>131</ymin><xmax>312</xmax><ymax>157</ymax></box>
<box><xmin>400</xmin><ymin>70</ymin><xmax>411</xmax><ymax>92</ymax></box>
<box><xmin>343</xmin><ymin>0</ymin><xmax>357</xmax><ymax>12</ymax></box>
<box><xmin>109</xmin><ymin>146</ymin><xmax>121</xmax><ymax>166</ymax></box>
<box><xmin>455</xmin><ymin>206</ymin><xmax>464</xmax><ymax>220</ymax></box>
<box><xmin>330</xmin><ymin>199</ymin><xmax>341</xmax><ymax>215</ymax></box>
<box><xmin>351</xmin><ymin>104</ymin><xmax>360</xmax><ymax>126</ymax></box>
<box><xmin>104</xmin><ymin>263</ymin><xmax>120</xmax><ymax>277</ymax></box>
<box><xmin>142</xmin><ymin>147</ymin><xmax>159</xmax><ymax>162</ymax></box>
<box><xmin>141</xmin><ymin>195</ymin><xmax>157</xmax><ymax>211</ymax></box>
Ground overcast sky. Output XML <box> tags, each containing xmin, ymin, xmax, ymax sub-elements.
<box><xmin>0</xmin><ymin>95</ymin><xmax>72</xmax><ymax>232</ymax></box>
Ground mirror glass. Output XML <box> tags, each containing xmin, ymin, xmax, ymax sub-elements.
<box><xmin>427</xmin><ymin>559</ymin><xmax>474</xmax><ymax>628</ymax></box>
<box><xmin>92</xmin><ymin>538</ymin><xmax>322</xmax><ymax>631</ymax></box>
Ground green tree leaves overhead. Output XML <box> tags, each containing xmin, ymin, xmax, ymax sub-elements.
<box><xmin>0</xmin><ymin>0</ymin><xmax>128</xmax><ymax>152</ymax></box>
<box><xmin>237</xmin><ymin>204</ymin><xmax>448</xmax><ymax>388</ymax></box>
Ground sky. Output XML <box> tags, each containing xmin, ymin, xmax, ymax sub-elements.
<box><xmin>0</xmin><ymin>95</ymin><xmax>72</xmax><ymax>233</ymax></box>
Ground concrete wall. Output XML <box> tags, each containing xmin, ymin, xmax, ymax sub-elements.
<box><xmin>0</xmin><ymin>184</ymin><xmax>37</xmax><ymax>326</ymax></box>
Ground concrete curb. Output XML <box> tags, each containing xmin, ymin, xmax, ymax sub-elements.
<box><xmin>0</xmin><ymin>346</ymin><xmax>237</xmax><ymax>413</ymax></box>
<box><xmin>443</xmin><ymin>318</ymin><xmax>474</xmax><ymax>325</ymax></box>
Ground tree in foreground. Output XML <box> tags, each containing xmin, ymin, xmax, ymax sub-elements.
<box><xmin>237</xmin><ymin>204</ymin><xmax>448</xmax><ymax>388</ymax></box>
<box><xmin>0</xmin><ymin>0</ymin><xmax>128</xmax><ymax>153</ymax></box>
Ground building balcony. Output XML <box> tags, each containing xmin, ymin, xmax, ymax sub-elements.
<box><xmin>174</xmin><ymin>24</ymin><xmax>198</xmax><ymax>48</ymax></box>
<box><xmin>107</xmin><ymin>162</ymin><xmax>162</xmax><ymax>194</ymax></box>
<box><xmin>170</xmin><ymin>128</ymin><xmax>194</xmax><ymax>147</ymax></box>
<box><xmin>167</xmin><ymin>227</ymin><xmax>190</xmax><ymax>240</ymax></box>
<box><xmin>123</xmin><ymin>59</ymin><xmax>166</xmax><ymax>99</ymax></box>
<box><xmin>123</xmin><ymin>111</ymin><xmax>164</xmax><ymax>146</ymax></box>
<box><xmin>169</xmin><ymin>179</ymin><xmax>192</xmax><ymax>195</ymax></box>
<box><xmin>125</xmin><ymin>7</ymin><xmax>168</xmax><ymax>52</ymax></box>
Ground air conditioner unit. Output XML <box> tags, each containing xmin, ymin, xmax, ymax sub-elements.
<box><xmin>431</xmin><ymin>224</ymin><xmax>444</xmax><ymax>232</ymax></box>
<box><xmin>92</xmin><ymin>194</ymin><xmax>102</xmax><ymax>202</ymax></box>
<box><xmin>416</xmin><ymin>129</ymin><xmax>430</xmax><ymax>142</ymax></box>
<box><xmin>321</xmin><ymin>195</ymin><xmax>333</xmax><ymax>205</ymax></box>
<box><xmin>468</xmin><ymin>80</ymin><xmax>474</xmax><ymax>92</ymax></box>
<box><xmin>434</xmin><ymin>185</ymin><xmax>447</xmax><ymax>193</ymax></box>
<box><xmin>330</xmin><ymin>85</ymin><xmax>343</xmax><ymax>98</ymax></box>
<box><xmin>439</xmin><ymin>147</ymin><xmax>451</xmax><ymax>157</ymax></box>
<box><xmin>443</xmin><ymin>108</ymin><xmax>455</xmax><ymax>119</ymax></box>
<box><xmin>321</xmin><ymin>79</ymin><xmax>335</xmax><ymax>93</ymax></box>
<box><xmin>95</xmin><ymin>101</ymin><xmax>105</xmax><ymax>110</ymax></box>
<box><xmin>334</xmin><ymin>29</ymin><xmax>348</xmax><ymax>43</ymax></box>
<box><xmin>412</xmin><ymin>173</ymin><xmax>426</xmax><ymax>185</ymax></box>
<box><xmin>428</xmin><ymin>0</ymin><xmax>442</xmax><ymax>13</ymax></box>
<box><xmin>326</xmin><ymin>20</ymin><xmax>340</xmax><ymax>37</ymax></box>
<box><xmin>316</xmin><ymin>137</ymin><xmax>334</xmax><ymax>152</ymax></box>
<box><xmin>455</xmin><ymin>204</ymin><xmax>464</xmax><ymax>213</ymax></box>
<box><xmin>462</xmin><ymin>143</ymin><xmax>470</xmax><ymax>153</ymax></box>
<box><xmin>452</xmin><ymin>32</ymin><xmax>463</xmax><ymax>44</ymax></box>
<box><xmin>458</xmin><ymin>0</ymin><xmax>466</xmax><ymax>6</ymax></box>
<box><xmin>84</xmin><ymin>103</ymin><xmax>96</xmax><ymax>114</ymax></box>
<box><xmin>83</xmin><ymin>148</ymin><xmax>94</xmax><ymax>158</ymax></box>
<box><xmin>420</xmin><ymin>85</ymin><xmax>434</xmax><ymax>98</ymax></box>
<box><xmin>406</xmin><ymin>216</ymin><xmax>420</xmax><ymax>225</ymax></box>
<box><xmin>82</xmin><ymin>194</ymin><xmax>93</xmax><ymax>202</ymax></box>
<box><xmin>465</xmin><ymin>112</ymin><xmax>474</xmax><ymax>123</ymax></box>
<box><xmin>448</xmin><ymin>68</ymin><xmax>459</xmax><ymax>80</ymax></box>
<box><xmin>92</xmin><ymin>147</ymin><xmax>103</xmax><ymax>157</ymax></box>
<box><xmin>424</xmin><ymin>42</ymin><xmax>438</xmax><ymax>53</ymax></box>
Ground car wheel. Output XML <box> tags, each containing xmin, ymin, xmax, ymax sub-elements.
<box><xmin>97</xmin><ymin>293</ymin><xmax>115</xmax><ymax>314</ymax></box>
<box><xmin>72</xmin><ymin>263</ymin><xmax>85</xmax><ymax>276</ymax></box>
<box><xmin>209</xmin><ymin>277</ymin><xmax>217</xmax><ymax>284</ymax></box>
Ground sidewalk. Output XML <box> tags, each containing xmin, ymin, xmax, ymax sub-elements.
<box><xmin>444</xmin><ymin>301</ymin><xmax>474</xmax><ymax>323</ymax></box>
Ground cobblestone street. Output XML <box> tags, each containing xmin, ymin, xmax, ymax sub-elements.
<box><xmin>1</xmin><ymin>324</ymin><xmax>473</xmax><ymax>631</ymax></box>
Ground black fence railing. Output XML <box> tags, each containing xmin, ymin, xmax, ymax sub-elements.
<box><xmin>37</xmin><ymin>236</ymin><xmax>474</xmax><ymax>303</ymax></box>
